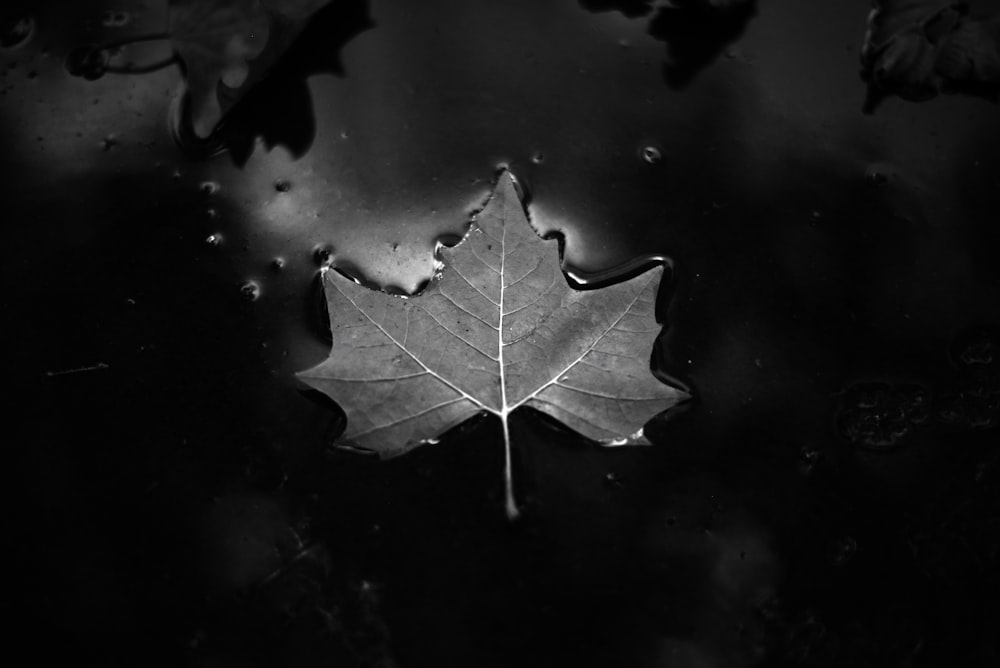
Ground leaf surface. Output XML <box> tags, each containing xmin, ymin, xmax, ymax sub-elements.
<box><xmin>298</xmin><ymin>173</ymin><xmax>689</xmax><ymax>517</ymax></box>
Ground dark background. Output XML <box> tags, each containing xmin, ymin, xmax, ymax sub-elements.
<box><xmin>4</xmin><ymin>1</ymin><xmax>999</xmax><ymax>666</ymax></box>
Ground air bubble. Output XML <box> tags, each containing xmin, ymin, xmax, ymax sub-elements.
<box><xmin>640</xmin><ymin>145</ymin><xmax>662</xmax><ymax>165</ymax></box>
<box><xmin>274</xmin><ymin>179</ymin><xmax>291</xmax><ymax>192</ymax></box>
<box><xmin>199</xmin><ymin>181</ymin><xmax>220</xmax><ymax>195</ymax></box>
<box><xmin>240</xmin><ymin>281</ymin><xmax>261</xmax><ymax>301</ymax></box>
<box><xmin>313</xmin><ymin>243</ymin><xmax>335</xmax><ymax>268</ymax></box>
<box><xmin>1</xmin><ymin>15</ymin><xmax>34</xmax><ymax>49</ymax></box>
<box><xmin>270</xmin><ymin>257</ymin><xmax>285</xmax><ymax>271</ymax></box>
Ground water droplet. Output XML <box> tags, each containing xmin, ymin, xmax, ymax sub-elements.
<box><xmin>0</xmin><ymin>15</ymin><xmax>34</xmax><ymax>49</ymax></box>
<box><xmin>640</xmin><ymin>145</ymin><xmax>662</xmax><ymax>165</ymax></box>
<box><xmin>205</xmin><ymin>233</ymin><xmax>222</xmax><ymax>246</ymax></box>
<box><xmin>313</xmin><ymin>243</ymin><xmax>335</xmax><ymax>268</ymax></box>
<box><xmin>240</xmin><ymin>281</ymin><xmax>261</xmax><ymax>301</ymax></box>
<box><xmin>65</xmin><ymin>45</ymin><xmax>109</xmax><ymax>80</ymax></box>
<box><xmin>531</xmin><ymin>150</ymin><xmax>545</xmax><ymax>164</ymax></box>
<box><xmin>274</xmin><ymin>179</ymin><xmax>291</xmax><ymax>193</ymax></box>
<box><xmin>199</xmin><ymin>181</ymin><xmax>220</xmax><ymax>195</ymax></box>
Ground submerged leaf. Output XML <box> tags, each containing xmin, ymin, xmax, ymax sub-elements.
<box><xmin>298</xmin><ymin>173</ymin><xmax>689</xmax><ymax>518</ymax></box>
<box><xmin>860</xmin><ymin>0</ymin><xmax>1000</xmax><ymax>111</ymax></box>
<box><xmin>169</xmin><ymin>0</ymin><xmax>333</xmax><ymax>138</ymax></box>
<box><xmin>169</xmin><ymin>0</ymin><xmax>270</xmax><ymax>137</ymax></box>
<box><xmin>647</xmin><ymin>0</ymin><xmax>757</xmax><ymax>89</ymax></box>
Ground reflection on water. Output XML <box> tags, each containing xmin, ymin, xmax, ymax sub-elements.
<box><xmin>5</xmin><ymin>0</ymin><xmax>1000</xmax><ymax>666</ymax></box>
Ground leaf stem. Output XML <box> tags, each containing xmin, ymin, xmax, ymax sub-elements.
<box><xmin>502</xmin><ymin>414</ymin><xmax>519</xmax><ymax>520</ymax></box>
<box><xmin>497</xmin><ymin>197</ymin><xmax>519</xmax><ymax>522</ymax></box>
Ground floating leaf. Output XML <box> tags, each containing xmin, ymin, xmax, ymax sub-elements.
<box><xmin>298</xmin><ymin>173</ymin><xmax>689</xmax><ymax>518</ymax></box>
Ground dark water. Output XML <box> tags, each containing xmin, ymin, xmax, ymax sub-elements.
<box><xmin>5</xmin><ymin>0</ymin><xmax>1000</xmax><ymax>666</ymax></box>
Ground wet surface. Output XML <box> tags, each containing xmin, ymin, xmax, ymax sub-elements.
<box><xmin>5</xmin><ymin>0</ymin><xmax>1000</xmax><ymax>666</ymax></box>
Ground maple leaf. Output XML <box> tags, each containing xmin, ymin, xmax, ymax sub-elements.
<box><xmin>169</xmin><ymin>0</ymin><xmax>333</xmax><ymax>138</ymax></box>
<box><xmin>860</xmin><ymin>0</ymin><xmax>1000</xmax><ymax>112</ymax></box>
<box><xmin>298</xmin><ymin>173</ymin><xmax>690</xmax><ymax>518</ymax></box>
